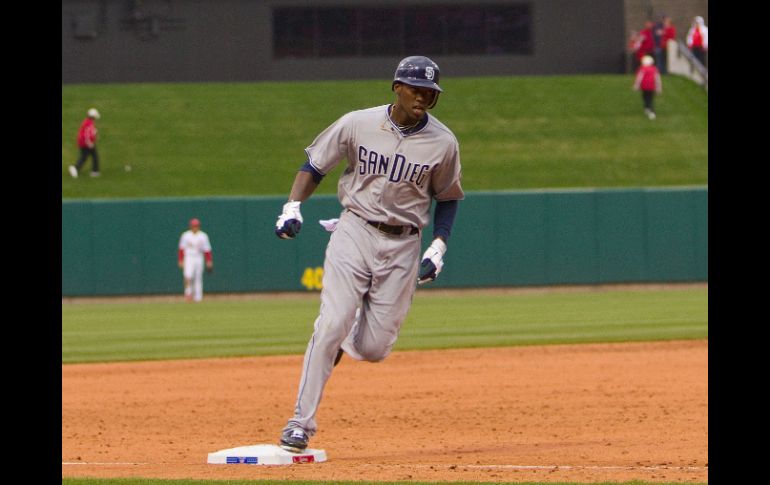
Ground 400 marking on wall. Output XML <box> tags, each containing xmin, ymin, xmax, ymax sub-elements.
<box><xmin>301</xmin><ymin>267</ymin><xmax>324</xmax><ymax>290</ymax></box>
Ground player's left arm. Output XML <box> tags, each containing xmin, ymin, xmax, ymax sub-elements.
<box><xmin>418</xmin><ymin>141</ymin><xmax>464</xmax><ymax>285</ymax></box>
<box><xmin>178</xmin><ymin>234</ymin><xmax>186</xmax><ymax>269</ymax></box>
<box><xmin>418</xmin><ymin>200</ymin><xmax>459</xmax><ymax>285</ymax></box>
<box><xmin>203</xmin><ymin>234</ymin><xmax>213</xmax><ymax>271</ymax></box>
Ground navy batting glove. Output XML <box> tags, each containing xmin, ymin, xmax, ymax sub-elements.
<box><xmin>275</xmin><ymin>201</ymin><xmax>303</xmax><ymax>239</ymax></box>
<box><xmin>417</xmin><ymin>238</ymin><xmax>447</xmax><ymax>285</ymax></box>
<box><xmin>418</xmin><ymin>259</ymin><xmax>438</xmax><ymax>284</ymax></box>
<box><xmin>276</xmin><ymin>219</ymin><xmax>302</xmax><ymax>239</ymax></box>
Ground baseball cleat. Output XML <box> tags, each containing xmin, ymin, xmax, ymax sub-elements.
<box><xmin>279</xmin><ymin>428</ymin><xmax>309</xmax><ymax>453</ymax></box>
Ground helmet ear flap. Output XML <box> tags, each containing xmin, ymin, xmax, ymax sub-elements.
<box><xmin>428</xmin><ymin>91</ymin><xmax>439</xmax><ymax>109</ymax></box>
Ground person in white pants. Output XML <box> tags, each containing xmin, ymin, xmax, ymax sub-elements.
<box><xmin>177</xmin><ymin>218</ymin><xmax>213</xmax><ymax>302</ymax></box>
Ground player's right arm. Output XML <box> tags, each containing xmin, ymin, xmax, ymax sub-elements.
<box><xmin>276</xmin><ymin>112</ymin><xmax>350</xmax><ymax>239</ymax></box>
<box><xmin>275</xmin><ymin>170</ymin><xmax>321</xmax><ymax>240</ymax></box>
<box><xmin>178</xmin><ymin>233</ymin><xmax>186</xmax><ymax>268</ymax></box>
<box><xmin>288</xmin><ymin>169</ymin><xmax>319</xmax><ymax>202</ymax></box>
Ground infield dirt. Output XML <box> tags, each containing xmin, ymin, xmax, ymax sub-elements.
<box><xmin>62</xmin><ymin>339</ymin><xmax>707</xmax><ymax>483</ymax></box>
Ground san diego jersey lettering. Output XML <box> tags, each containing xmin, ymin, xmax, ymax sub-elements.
<box><xmin>305</xmin><ymin>104</ymin><xmax>464</xmax><ymax>229</ymax></box>
<box><xmin>357</xmin><ymin>146</ymin><xmax>430</xmax><ymax>187</ymax></box>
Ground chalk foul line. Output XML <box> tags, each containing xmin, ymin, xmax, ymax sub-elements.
<box><xmin>62</xmin><ymin>462</ymin><xmax>148</xmax><ymax>466</ymax></box>
<box><xmin>463</xmin><ymin>464</ymin><xmax>706</xmax><ymax>471</ymax></box>
<box><xmin>62</xmin><ymin>461</ymin><xmax>706</xmax><ymax>471</ymax></box>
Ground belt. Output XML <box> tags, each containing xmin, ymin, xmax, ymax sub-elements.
<box><xmin>349</xmin><ymin>210</ymin><xmax>418</xmax><ymax>236</ymax></box>
<box><xmin>367</xmin><ymin>220</ymin><xmax>419</xmax><ymax>236</ymax></box>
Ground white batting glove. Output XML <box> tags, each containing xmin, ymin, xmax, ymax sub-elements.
<box><xmin>275</xmin><ymin>201</ymin><xmax>303</xmax><ymax>239</ymax></box>
<box><xmin>319</xmin><ymin>218</ymin><xmax>339</xmax><ymax>232</ymax></box>
<box><xmin>418</xmin><ymin>238</ymin><xmax>447</xmax><ymax>285</ymax></box>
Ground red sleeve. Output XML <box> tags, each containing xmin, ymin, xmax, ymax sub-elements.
<box><xmin>204</xmin><ymin>251</ymin><xmax>212</xmax><ymax>264</ymax></box>
<box><xmin>664</xmin><ymin>27</ymin><xmax>676</xmax><ymax>43</ymax></box>
<box><xmin>88</xmin><ymin>126</ymin><xmax>97</xmax><ymax>146</ymax></box>
<box><xmin>178</xmin><ymin>248</ymin><xmax>184</xmax><ymax>262</ymax></box>
<box><xmin>77</xmin><ymin>122</ymin><xmax>87</xmax><ymax>147</ymax></box>
<box><xmin>77</xmin><ymin>120</ymin><xmax>97</xmax><ymax>148</ymax></box>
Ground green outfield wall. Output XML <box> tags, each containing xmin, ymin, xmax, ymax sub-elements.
<box><xmin>61</xmin><ymin>187</ymin><xmax>707</xmax><ymax>296</ymax></box>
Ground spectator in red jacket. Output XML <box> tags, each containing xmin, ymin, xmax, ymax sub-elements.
<box><xmin>661</xmin><ymin>16</ymin><xmax>677</xmax><ymax>49</ymax></box>
<box><xmin>633</xmin><ymin>55</ymin><xmax>663</xmax><ymax>120</ymax></box>
<box><xmin>68</xmin><ymin>108</ymin><xmax>101</xmax><ymax>178</ymax></box>
<box><xmin>686</xmin><ymin>16</ymin><xmax>708</xmax><ymax>67</ymax></box>
<box><xmin>627</xmin><ymin>30</ymin><xmax>641</xmax><ymax>70</ymax></box>
<box><xmin>634</xmin><ymin>21</ymin><xmax>656</xmax><ymax>71</ymax></box>
<box><xmin>655</xmin><ymin>15</ymin><xmax>677</xmax><ymax>74</ymax></box>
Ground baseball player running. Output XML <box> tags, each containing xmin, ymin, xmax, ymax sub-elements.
<box><xmin>178</xmin><ymin>218</ymin><xmax>213</xmax><ymax>302</ymax></box>
<box><xmin>274</xmin><ymin>56</ymin><xmax>464</xmax><ymax>452</ymax></box>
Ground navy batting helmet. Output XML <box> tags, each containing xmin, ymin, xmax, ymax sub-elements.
<box><xmin>392</xmin><ymin>56</ymin><xmax>443</xmax><ymax>93</ymax></box>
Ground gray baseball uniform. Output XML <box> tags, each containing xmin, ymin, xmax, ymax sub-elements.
<box><xmin>276</xmin><ymin>56</ymin><xmax>463</xmax><ymax>451</ymax></box>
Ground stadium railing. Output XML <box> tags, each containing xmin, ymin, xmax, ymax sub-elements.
<box><xmin>667</xmin><ymin>40</ymin><xmax>708</xmax><ymax>91</ymax></box>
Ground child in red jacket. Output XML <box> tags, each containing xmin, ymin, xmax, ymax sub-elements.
<box><xmin>68</xmin><ymin>108</ymin><xmax>101</xmax><ymax>178</ymax></box>
<box><xmin>633</xmin><ymin>55</ymin><xmax>662</xmax><ymax>120</ymax></box>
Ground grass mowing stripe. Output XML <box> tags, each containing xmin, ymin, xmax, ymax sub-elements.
<box><xmin>62</xmin><ymin>288</ymin><xmax>707</xmax><ymax>364</ymax></box>
<box><xmin>404</xmin><ymin>321</ymin><xmax>706</xmax><ymax>339</ymax></box>
<box><xmin>62</xmin><ymin>75</ymin><xmax>706</xmax><ymax>199</ymax></box>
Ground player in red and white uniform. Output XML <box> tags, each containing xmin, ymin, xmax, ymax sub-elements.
<box><xmin>178</xmin><ymin>218</ymin><xmax>213</xmax><ymax>302</ymax></box>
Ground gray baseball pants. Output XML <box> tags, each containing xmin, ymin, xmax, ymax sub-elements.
<box><xmin>282</xmin><ymin>209</ymin><xmax>421</xmax><ymax>438</ymax></box>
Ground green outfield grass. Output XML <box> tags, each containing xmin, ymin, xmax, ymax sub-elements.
<box><xmin>61</xmin><ymin>75</ymin><xmax>707</xmax><ymax>199</ymax></box>
<box><xmin>61</xmin><ymin>286</ymin><xmax>707</xmax><ymax>364</ymax></box>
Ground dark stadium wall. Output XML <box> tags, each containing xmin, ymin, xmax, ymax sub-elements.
<box><xmin>62</xmin><ymin>0</ymin><xmax>629</xmax><ymax>84</ymax></box>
